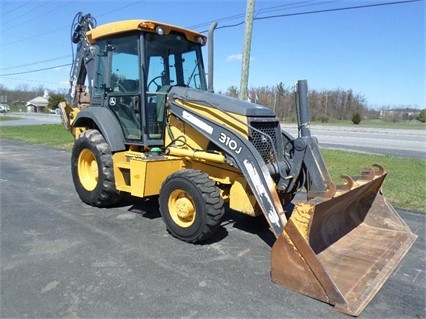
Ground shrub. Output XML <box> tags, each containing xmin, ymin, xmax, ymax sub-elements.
<box><xmin>417</xmin><ymin>109</ymin><xmax>426</xmax><ymax>123</ymax></box>
<box><xmin>351</xmin><ymin>112</ymin><xmax>361</xmax><ymax>125</ymax></box>
<box><xmin>320</xmin><ymin>116</ymin><xmax>329</xmax><ymax>123</ymax></box>
<box><xmin>48</xmin><ymin>94</ymin><xmax>66</xmax><ymax>110</ymax></box>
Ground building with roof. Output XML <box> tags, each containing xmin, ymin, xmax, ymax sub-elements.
<box><xmin>26</xmin><ymin>90</ymin><xmax>49</xmax><ymax>112</ymax></box>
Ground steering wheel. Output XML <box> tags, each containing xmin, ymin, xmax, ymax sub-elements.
<box><xmin>148</xmin><ymin>76</ymin><xmax>163</xmax><ymax>92</ymax></box>
<box><xmin>116</xmin><ymin>80</ymin><xmax>127</xmax><ymax>92</ymax></box>
<box><xmin>111</xmin><ymin>77</ymin><xmax>128</xmax><ymax>92</ymax></box>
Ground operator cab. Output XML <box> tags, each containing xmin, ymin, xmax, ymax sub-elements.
<box><xmin>91</xmin><ymin>23</ymin><xmax>207</xmax><ymax>147</ymax></box>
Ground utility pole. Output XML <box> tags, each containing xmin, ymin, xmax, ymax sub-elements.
<box><xmin>239</xmin><ymin>0</ymin><xmax>255</xmax><ymax>101</ymax></box>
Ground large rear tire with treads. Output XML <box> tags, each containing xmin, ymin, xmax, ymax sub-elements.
<box><xmin>71</xmin><ymin>129</ymin><xmax>122</xmax><ymax>207</ymax></box>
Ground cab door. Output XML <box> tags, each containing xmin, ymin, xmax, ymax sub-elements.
<box><xmin>93</xmin><ymin>35</ymin><xmax>142</xmax><ymax>141</ymax></box>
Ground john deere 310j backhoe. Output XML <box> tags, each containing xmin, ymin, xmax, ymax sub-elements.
<box><xmin>60</xmin><ymin>12</ymin><xmax>417</xmax><ymax>316</ymax></box>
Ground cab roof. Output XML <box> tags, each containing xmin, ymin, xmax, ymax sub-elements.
<box><xmin>86</xmin><ymin>19</ymin><xmax>207</xmax><ymax>45</ymax></box>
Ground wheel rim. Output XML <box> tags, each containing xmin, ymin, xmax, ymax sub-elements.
<box><xmin>78</xmin><ymin>148</ymin><xmax>98</xmax><ymax>191</ymax></box>
<box><xmin>168</xmin><ymin>190</ymin><xmax>196</xmax><ymax>228</ymax></box>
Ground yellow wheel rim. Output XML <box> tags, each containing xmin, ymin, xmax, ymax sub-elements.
<box><xmin>78</xmin><ymin>149</ymin><xmax>98</xmax><ymax>191</ymax></box>
<box><xmin>168</xmin><ymin>190</ymin><xmax>196</xmax><ymax>228</ymax></box>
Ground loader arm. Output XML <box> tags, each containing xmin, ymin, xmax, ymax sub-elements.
<box><xmin>165</xmin><ymin>81</ymin><xmax>340</xmax><ymax>238</ymax></box>
<box><xmin>167</xmin><ymin>92</ymin><xmax>288</xmax><ymax>237</ymax></box>
<box><xmin>278</xmin><ymin>80</ymin><xmax>336</xmax><ymax>198</ymax></box>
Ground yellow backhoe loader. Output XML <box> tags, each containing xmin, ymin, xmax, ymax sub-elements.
<box><xmin>60</xmin><ymin>12</ymin><xmax>417</xmax><ymax>316</ymax></box>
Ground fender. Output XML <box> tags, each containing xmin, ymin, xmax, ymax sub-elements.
<box><xmin>73</xmin><ymin>107</ymin><xmax>126</xmax><ymax>152</ymax></box>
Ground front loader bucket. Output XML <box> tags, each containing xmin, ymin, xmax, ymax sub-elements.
<box><xmin>271</xmin><ymin>168</ymin><xmax>417</xmax><ymax>316</ymax></box>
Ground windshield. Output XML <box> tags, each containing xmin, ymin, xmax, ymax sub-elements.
<box><xmin>145</xmin><ymin>32</ymin><xmax>207</xmax><ymax>91</ymax></box>
<box><xmin>144</xmin><ymin>32</ymin><xmax>207</xmax><ymax>141</ymax></box>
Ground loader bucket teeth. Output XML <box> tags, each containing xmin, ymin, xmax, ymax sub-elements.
<box><xmin>360</xmin><ymin>167</ymin><xmax>375</xmax><ymax>180</ymax></box>
<box><xmin>323</xmin><ymin>180</ymin><xmax>337</xmax><ymax>198</ymax></box>
<box><xmin>373</xmin><ymin>163</ymin><xmax>385</xmax><ymax>175</ymax></box>
<box><xmin>337</xmin><ymin>175</ymin><xmax>353</xmax><ymax>191</ymax></box>
<box><xmin>271</xmin><ymin>168</ymin><xmax>417</xmax><ymax>316</ymax></box>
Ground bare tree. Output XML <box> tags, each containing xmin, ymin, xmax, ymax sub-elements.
<box><xmin>226</xmin><ymin>86</ymin><xmax>239</xmax><ymax>98</ymax></box>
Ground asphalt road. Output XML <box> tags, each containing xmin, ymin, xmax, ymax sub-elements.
<box><xmin>282</xmin><ymin>124</ymin><xmax>426</xmax><ymax>160</ymax></box>
<box><xmin>0</xmin><ymin>112</ymin><xmax>61</xmax><ymax>126</ymax></box>
<box><xmin>1</xmin><ymin>139</ymin><xmax>425</xmax><ymax>319</ymax></box>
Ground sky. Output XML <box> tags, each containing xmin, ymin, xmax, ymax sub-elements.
<box><xmin>0</xmin><ymin>0</ymin><xmax>424</xmax><ymax>108</ymax></box>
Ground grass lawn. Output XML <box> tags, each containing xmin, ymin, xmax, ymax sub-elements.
<box><xmin>0</xmin><ymin>124</ymin><xmax>74</xmax><ymax>149</ymax></box>
<box><xmin>322</xmin><ymin>150</ymin><xmax>425</xmax><ymax>212</ymax></box>
<box><xmin>0</xmin><ymin>123</ymin><xmax>424</xmax><ymax>212</ymax></box>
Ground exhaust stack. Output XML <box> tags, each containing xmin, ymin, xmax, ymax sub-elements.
<box><xmin>207</xmin><ymin>22</ymin><xmax>218</xmax><ymax>93</ymax></box>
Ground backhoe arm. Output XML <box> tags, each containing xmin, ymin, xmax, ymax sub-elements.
<box><xmin>59</xmin><ymin>13</ymin><xmax>97</xmax><ymax>134</ymax></box>
<box><xmin>67</xmin><ymin>12</ymin><xmax>97</xmax><ymax>106</ymax></box>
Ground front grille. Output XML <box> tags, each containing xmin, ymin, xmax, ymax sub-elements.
<box><xmin>250</xmin><ymin>120</ymin><xmax>279</xmax><ymax>164</ymax></box>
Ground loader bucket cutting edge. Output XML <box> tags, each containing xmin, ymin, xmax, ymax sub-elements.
<box><xmin>270</xmin><ymin>171</ymin><xmax>417</xmax><ymax>316</ymax></box>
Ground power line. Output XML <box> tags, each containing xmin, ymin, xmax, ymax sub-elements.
<box><xmin>1</xmin><ymin>1</ymin><xmax>50</xmax><ymax>26</ymax></box>
<box><xmin>0</xmin><ymin>25</ymin><xmax>69</xmax><ymax>48</ymax></box>
<box><xmin>2</xmin><ymin>2</ymin><xmax>72</xmax><ymax>33</ymax></box>
<box><xmin>0</xmin><ymin>76</ymin><xmax>68</xmax><ymax>86</ymax></box>
<box><xmin>1</xmin><ymin>56</ymin><xmax>71</xmax><ymax>71</ymax></box>
<box><xmin>254</xmin><ymin>0</ymin><xmax>422</xmax><ymax>21</ymax></box>
<box><xmin>0</xmin><ymin>64</ymin><xmax>71</xmax><ymax>77</ymax></box>
<box><xmin>0</xmin><ymin>0</ymin><xmax>421</xmax><ymax>78</ymax></box>
<box><xmin>255</xmin><ymin>0</ymin><xmax>337</xmax><ymax>15</ymax></box>
<box><xmin>0</xmin><ymin>1</ymin><xmax>146</xmax><ymax>47</ymax></box>
<box><xmin>202</xmin><ymin>0</ymin><xmax>421</xmax><ymax>32</ymax></box>
<box><xmin>95</xmin><ymin>0</ymin><xmax>147</xmax><ymax>18</ymax></box>
<box><xmin>188</xmin><ymin>0</ymin><xmax>337</xmax><ymax>30</ymax></box>
<box><xmin>1</xmin><ymin>2</ymin><xmax>28</xmax><ymax>17</ymax></box>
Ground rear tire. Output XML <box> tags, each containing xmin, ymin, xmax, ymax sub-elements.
<box><xmin>159</xmin><ymin>169</ymin><xmax>224</xmax><ymax>243</ymax></box>
<box><xmin>71</xmin><ymin>129</ymin><xmax>122</xmax><ymax>207</ymax></box>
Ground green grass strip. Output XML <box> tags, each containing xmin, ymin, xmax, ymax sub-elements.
<box><xmin>0</xmin><ymin>124</ymin><xmax>74</xmax><ymax>149</ymax></box>
<box><xmin>322</xmin><ymin>150</ymin><xmax>425</xmax><ymax>212</ymax></box>
<box><xmin>0</xmin><ymin>115</ymin><xmax>22</xmax><ymax>121</ymax></box>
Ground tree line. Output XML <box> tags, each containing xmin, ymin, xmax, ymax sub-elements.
<box><xmin>220</xmin><ymin>82</ymin><xmax>377</xmax><ymax>122</ymax></box>
<box><xmin>1</xmin><ymin>82</ymin><xmax>422</xmax><ymax>123</ymax></box>
<box><xmin>0</xmin><ymin>84</ymin><xmax>49</xmax><ymax>105</ymax></box>
<box><xmin>0</xmin><ymin>84</ymin><xmax>67</xmax><ymax>110</ymax></box>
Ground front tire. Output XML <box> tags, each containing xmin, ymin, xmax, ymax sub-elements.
<box><xmin>71</xmin><ymin>129</ymin><xmax>122</xmax><ymax>207</ymax></box>
<box><xmin>159</xmin><ymin>169</ymin><xmax>224</xmax><ymax>243</ymax></box>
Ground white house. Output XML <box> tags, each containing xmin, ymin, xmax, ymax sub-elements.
<box><xmin>26</xmin><ymin>90</ymin><xmax>49</xmax><ymax>112</ymax></box>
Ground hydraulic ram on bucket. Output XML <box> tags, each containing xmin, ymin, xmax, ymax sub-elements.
<box><xmin>270</xmin><ymin>81</ymin><xmax>417</xmax><ymax>316</ymax></box>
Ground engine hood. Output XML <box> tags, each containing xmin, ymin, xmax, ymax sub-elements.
<box><xmin>168</xmin><ymin>86</ymin><xmax>276</xmax><ymax>118</ymax></box>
